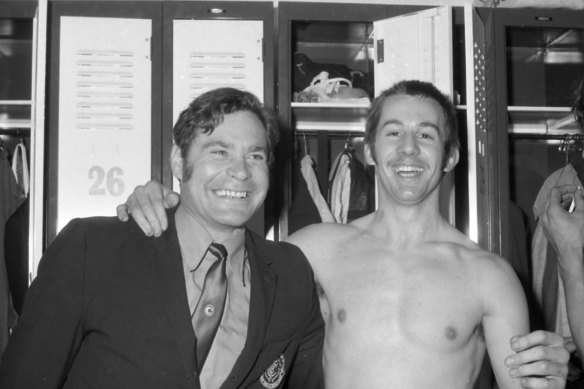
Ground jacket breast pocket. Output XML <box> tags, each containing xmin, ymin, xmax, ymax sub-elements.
<box><xmin>249</xmin><ymin>336</ymin><xmax>299</xmax><ymax>389</ymax></box>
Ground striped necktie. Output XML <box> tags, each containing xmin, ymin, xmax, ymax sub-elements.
<box><xmin>192</xmin><ymin>242</ymin><xmax>228</xmax><ymax>369</ymax></box>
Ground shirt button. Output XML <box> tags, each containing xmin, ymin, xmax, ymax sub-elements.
<box><xmin>204</xmin><ymin>304</ymin><xmax>215</xmax><ymax>317</ymax></box>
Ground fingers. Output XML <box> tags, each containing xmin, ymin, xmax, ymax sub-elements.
<box><xmin>506</xmin><ymin>331</ymin><xmax>570</xmax><ymax>387</ymax></box>
<box><xmin>511</xmin><ymin>330</ymin><xmax>564</xmax><ymax>353</ymax></box>
<box><xmin>161</xmin><ymin>185</ymin><xmax>181</xmax><ymax>211</ymax></box>
<box><xmin>517</xmin><ymin>376</ymin><xmax>566</xmax><ymax>389</ymax></box>
<box><xmin>163</xmin><ymin>192</ymin><xmax>181</xmax><ymax>209</ymax></box>
<box><xmin>564</xmin><ymin>337</ymin><xmax>577</xmax><ymax>354</ymax></box>
<box><xmin>508</xmin><ymin>355</ymin><xmax>568</xmax><ymax>388</ymax></box>
<box><xmin>547</xmin><ymin>185</ymin><xmax>577</xmax><ymax>211</ymax></box>
<box><xmin>116</xmin><ymin>203</ymin><xmax>130</xmax><ymax>222</ymax></box>
<box><xmin>119</xmin><ymin>180</ymin><xmax>174</xmax><ymax>237</ymax></box>
<box><xmin>506</xmin><ymin>344</ymin><xmax>569</xmax><ymax>369</ymax></box>
<box><xmin>133</xmin><ymin>184</ymin><xmax>165</xmax><ymax>237</ymax></box>
<box><xmin>507</xmin><ymin>349</ymin><xmax>569</xmax><ymax>375</ymax></box>
<box><xmin>552</xmin><ymin>184</ymin><xmax>579</xmax><ymax>197</ymax></box>
<box><xmin>573</xmin><ymin>185</ymin><xmax>584</xmax><ymax>212</ymax></box>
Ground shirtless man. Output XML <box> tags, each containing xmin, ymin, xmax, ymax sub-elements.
<box><xmin>118</xmin><ymin>81</ymin><xmax>570</xmax><ymax>388</ymax></box>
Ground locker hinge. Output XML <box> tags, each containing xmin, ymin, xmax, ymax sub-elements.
<box><xmin>377</xmin><ymin>39</ymin><xmax>384</xmax><ymax>63</ymax></box>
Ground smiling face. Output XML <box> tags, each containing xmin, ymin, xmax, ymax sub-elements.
<box><xmin>365</xmin><ymin>94</ymin><xmax>459</xmax><ymax>206</ymax></box>
<box><xmin>172</xmin><ymin>110</ymin><xmax>269</xmax><ymax>234</ymax></box>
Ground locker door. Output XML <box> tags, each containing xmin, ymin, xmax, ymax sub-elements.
<box><xmin>172</xmin><ymin>19</ymin><xmax>264</xmax><ymax>123</ymax></box>
<box><xmin>165</xmin><ymin>2</ymin><xmax>274</xmax><ymax>236</ymax></box>
<box><xmin>373</xmin><ymin>6</ymin><xmax>456</xmax><ymax>223</ymax></box>
<box><xmin>171</xmin><ymin>19</ymin><xmax>264</xmax><ymax>188</ymax></box>
<box><xmin>56</xmin><ymin>16</ymin><xmax>153</xmax><ymax>233</ymax></box>
<box><xmin>374</xmin><ymin>6</ymin><xmax>453</xmax><ymax>97</ymax></box>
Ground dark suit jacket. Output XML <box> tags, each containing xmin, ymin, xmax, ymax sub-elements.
<box><xmin>0</xmin><ymin>209</ymin><xmax>324</xmax><ymax>389</ymax></box>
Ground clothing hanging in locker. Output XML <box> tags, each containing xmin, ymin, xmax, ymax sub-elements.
<box><xmin>531</xmin><ymin>137</ymin><xmax>584</xmax><ymax>337</ymax></box>
<box><xmin>4</xmin><ymin>138</ymin><xmax>30</xmax><ymax>317</ymax></box>
<box><xmin>11</xmin><ymin>140</ymin><xmax>29</xmax><ymax>199</ymax></box>
<box><xmin>328</xmin><ymin>141</ymin><xmax>375</xmax><ymax>224</ymax></box>
<box><xmin>288</xmin><ymin>133</ymin><xmax>375</xmax><ymax>233</ymax></box>
<box><xmin>328</xmin><ymin>145</ymin><xmax>352</xmax><ymax>224</ymax></box>
<box><xmin>0</xmin><ymin>143</ymin><xmax>24</xmax><ymax>355</ymax></box>
<box><xmin>288</xmin><ymin>135</ymin><xmax>334</xmax><ymax>235</ymax></box>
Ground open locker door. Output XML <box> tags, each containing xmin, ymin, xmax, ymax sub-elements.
<box><xmin>373</xmin><ymin>6</ymin><xmax>453</xmax><ymax>98</ymax></box>
<box><xmin>373</xmin><ymin>6</ymin><xmax>456</xmax><ymax>223</ymax></box>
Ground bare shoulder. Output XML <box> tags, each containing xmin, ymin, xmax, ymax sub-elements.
<box><xmin>468</xmin><ymin>244</ymin><xmax>516</xmax><ymax>281</ymax></box>
<box><xmin>444</xmin><ymin>227</ymin><xmax>519</xmax><ymax>284</ymax></box>
<box><xmin>287</xmin><ymin>222</ymin><xmax>358</xmax><ymax>249</ymax></box>
<box><xmin>448</xmin><ymin>231</ymin><xmax>525</xmax><ymax>307</ymax></box>
<box><xmin>286</xmin><ymin>221</ymin><xmax>363</xmax><ymax>276</ymax></box>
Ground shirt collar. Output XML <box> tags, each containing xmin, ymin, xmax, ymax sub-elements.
<box><xmin>175</xmin><ymin>206</ymin><xmax>246</xmax><ymax>273</ymax></box>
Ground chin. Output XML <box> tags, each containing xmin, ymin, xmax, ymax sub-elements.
<box><xmin>216</xmin><ymin>211</ymin><xmax>256</xmax><ymax>228</ymax></box>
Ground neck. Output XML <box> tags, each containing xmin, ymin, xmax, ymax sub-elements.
<box><xmin>175</xmin><ymin>204</ymin><xmax>244</xmax><ymax>243</ymax></box>
<box><xmin>370</xmin><ymin>195</ymin><xmax>446</xmax><ymax>247</ymax></box>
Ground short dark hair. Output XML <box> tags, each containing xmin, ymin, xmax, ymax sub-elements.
<box><xmin>173</xmin><ymin>87</ymin><xmax>279</xmax><ymax>178</ymax></box>
<box><xmin>365</xmin><ymin>80</ymin><xmax>460</xmax><ymax>166</ymax></box>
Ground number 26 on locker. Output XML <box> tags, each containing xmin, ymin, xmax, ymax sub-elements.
<box><xmin>88</xmin><ymin>165</ymin><xmax>125</xmax><ymax>197</ymax></box>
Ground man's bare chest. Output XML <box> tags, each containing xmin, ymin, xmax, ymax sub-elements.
<box><xmin>319</xmin><ymin>252</ymin><xmax>485</xmax><ymax>351</ymax></box>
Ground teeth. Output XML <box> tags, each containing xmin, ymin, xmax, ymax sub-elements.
<box><xmin>395</xmin><ymin>165</ymin><xmax>423</xmax><ymax>176</ymax></box>
<box><xmin>215</xmin><ymin>189</ymin><xmax>248</xmax><ymax>199</ymax></box>
<box><xmin>395</xmin><ymin>166</ymin><xmax>423</xmax><ymax>173</ymax></box>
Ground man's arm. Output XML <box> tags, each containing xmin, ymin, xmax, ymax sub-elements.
<box><xmin>284</xmin><ymin>248</ymin><xmax>325</xmax><ymax>389</ymax></box>
<box><xmin>116</xmin><ymin>180</ymin><xmax>178</xmax><ymax>236</ymax></box>
<box><xmin>542</xmin><ymin>184</ymin><xmax>584</xmax><ymax>363</ymax></box>
<box><xmin>0</xmin><ymin>220</ymin><xmax>86</xmax><ymax>388</ymax></box>
<box><xmin>500</xmin><ymin>185</ymin><xmax>578</xmax><ymax>388</ymax></box>
<box><xmin>287</xmin><ymin>224</ymin><xmax>332</xmax><ymax>323</ymax></box>
<box><xmin>482</xmin><ymin>254</ymin><xmax>530</xmax><ymax>389</ymax></box>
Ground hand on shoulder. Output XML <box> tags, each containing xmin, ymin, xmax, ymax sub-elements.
<box><xmin>115</xmin><ymin>180</ymin><xmax>179</xmax><ymax>237</ymax></box>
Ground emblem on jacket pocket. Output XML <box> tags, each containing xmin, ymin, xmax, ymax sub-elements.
<box><xmin>260</xmin><ymin>354</ymin><xmax>285</xmax><ymax>389</ymax></box>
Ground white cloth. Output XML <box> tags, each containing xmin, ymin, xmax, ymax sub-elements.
<box><xmin>11</xmin><ymin>142</ymin><xmax>29</xmax><ymax>198</ymax></box>
<box><xmin>329</xmin><ymin>152</ymin><xmax>351</xmax><ymax>224</ymax></box>
<box><xmin>300</xmin><ymin>155</ymin><xmax>334</xmax><ymax>223</ymax></box>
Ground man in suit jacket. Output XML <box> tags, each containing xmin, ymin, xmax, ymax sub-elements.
<box><xmin>0</xmin><ymin>88</ymin><xmax>324</xmax><ymax>389</ymax></box>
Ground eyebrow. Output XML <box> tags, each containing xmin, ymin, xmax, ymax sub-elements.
<box><xmin>418</xmin><ymin>121</ymin><xmax>441</xmax><ymax>132</ymax></box>
<box><xmin>380</xmin><ymin>119</ymin><xmax>440</xmax><ymax>132</ymax></box>
<box><xmin>201</xmin><ymin>140</ymin><xmax>230</xmax><ymax>150</ymax></box>
<box><xmin>380</xmin><ymin>119</ymin><xmax>402</xmax><ymax>128</ymax></box>
<box><xmin>201</xmin><ymin>140</ymin><xmax>268</xmax><ymax>153</ymax></box>
<box><xmin>249</xmin><ymin>145</ymin><xmax>268</xmax><ymax>154</ymax></box>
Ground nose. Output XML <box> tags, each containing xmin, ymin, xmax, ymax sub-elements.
<box><xmin>227</xmin><ymin>156</ymin><xmax>251</xmax><ymax>181</ymax></box>
<box><xmin>398</xmin><ymin>132</ymin><xmax>420</xmax><ymax>156</ymax></box>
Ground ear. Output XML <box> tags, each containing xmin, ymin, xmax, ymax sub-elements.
<box><xmin>364</xmin><ymin>143</ymin><xmax>376</xmax><ymax>166</ymax></box>
<box><xmin>443</xmin><ymin>147</ymin><xmax>459</xmax><ymax>173</ymax></box>
<box><xmin>170</xmin><ymin>144</ymin><xmax>183</xmax><ymax>181</ymax></box>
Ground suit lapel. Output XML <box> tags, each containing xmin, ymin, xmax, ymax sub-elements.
<box><xmin>149</xmin><ymin>211</ymin><xmax>198</xmax><ymax>380</ymax></box>
<box><xmin>226</xmin><ymin>231</ymin><xmax>278</xmax><ymax>388</ymax></box>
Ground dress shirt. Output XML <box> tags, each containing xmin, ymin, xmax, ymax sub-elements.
<box><xmin>175</xmin><ymin>207</ymin><xmax>250</xmax><ymax>389</ymax></box>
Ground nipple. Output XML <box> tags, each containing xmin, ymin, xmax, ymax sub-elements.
<box><xmin>445</xmin><ymin>326</ymin><xmax>457</xmax><ymax>340</ymax></box>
